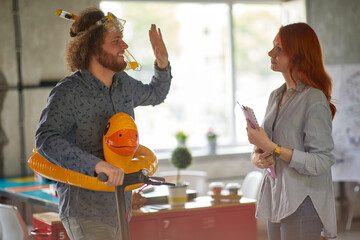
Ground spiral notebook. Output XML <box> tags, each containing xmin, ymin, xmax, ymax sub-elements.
<box><xmin>238</xmin><ymin>102</ymin><xmax>277</xmax><ymax>179</ymax></box>
<box><xmin>239</xmin><ymin>104</ymin><xmax>259</xmax><ymax>129</ymax></box>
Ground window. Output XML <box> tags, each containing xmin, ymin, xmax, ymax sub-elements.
<box><xmin>100</xmin><ymin>1</ymin><xmax>305</xmax><ymax>152</ymax></box>
<box><xmin>232</xmin><ymin>4</ymin><xmax>283</xmax><ymax>143</ymax></box>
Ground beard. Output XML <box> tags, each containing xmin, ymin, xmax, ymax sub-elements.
<box><xmin>97</xmin><ymin>48</ymin><xmax>127</xmax><ymax>72</ymax></box>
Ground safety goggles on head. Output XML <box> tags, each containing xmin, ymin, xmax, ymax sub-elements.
<box><xmin>95</xmin><ymin>12</ymin><xmax>126</xmax><ymax>32</ymax></box>
<box><xmin>76</xmin><ymin>12</ymin><xmax>126</xmax><ymax>35</ymax></box>
<box><xmin>57</xmin><ymin>10</ymin><xmax>126</xmax><ymax>34</ymax></box>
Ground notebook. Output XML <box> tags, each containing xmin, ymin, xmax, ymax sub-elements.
<box><xmin>239</xmin><ymin>104</ymin><xmax>259</xmax><ymax>129</ymax></box>
<box><xmin>238</xmin><ymin>102</ymin><xmax>277</xmax><ymax>179</ymax></box>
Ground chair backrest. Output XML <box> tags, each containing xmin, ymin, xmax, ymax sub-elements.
<box><xmin>157</xmin><ymin>170</ymin><xmax>208</xmax><ymax>196</ymax></box>
<box><xmin>0</xmin><ymin>203</ymin><xmax>29</xmax><ymax>240</ymax></box>
<box><xmin>240</xmin><ymin>171</ymin><xmax>264</xmax><ymax>200</ymax></box>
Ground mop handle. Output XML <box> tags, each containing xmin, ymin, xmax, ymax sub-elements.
<box><xmin>97</xmin><ymin>170</ymin><xmax>148</xmax><ymax>187</ymax></box>
<box><xmin>98</xmin><ymin>170</ymin><xmax>175</xmax><ymax>187</ymax></box>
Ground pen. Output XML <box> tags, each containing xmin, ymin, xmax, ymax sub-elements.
<box><xmin>265</xmin><ymin>154</ymin><xmax>272</xmax><ymax>159</ymax></box>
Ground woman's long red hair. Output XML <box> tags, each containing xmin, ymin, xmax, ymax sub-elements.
<box><xmin>278</xmin><ymin>22</ymin><xmax>336</xmax><ymax>119</ymax></box>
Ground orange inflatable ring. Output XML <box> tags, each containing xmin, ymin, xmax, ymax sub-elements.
<box><xmin>28</xmin><ymin>113</ymin><xmax>158</xmax><ymax>191</ymax></box>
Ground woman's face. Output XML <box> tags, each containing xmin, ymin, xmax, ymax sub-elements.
<box><xmin>268</xmin><ymin>34</ymin><xmax>290</xmax><ymax>73</ymax></box>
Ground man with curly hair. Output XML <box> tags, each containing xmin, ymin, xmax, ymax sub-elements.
<box><xmin>35</xmin><ymin>7</ymin><xmax>171</xmax><ymax>240</ymax></box>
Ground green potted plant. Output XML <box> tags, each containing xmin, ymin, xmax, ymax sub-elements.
<box><xmin>206</xmin><ymin>128</ymin><xmax>217</xmax><ymax>154</ymax></box>
<box><xmin>175</xmin><ymin>131</ymin><xmax>188</xmax><ymax>146</ymax></box>
<box><xmin>170</xmin><ymin>146</ymin><xmax>193</xmax><ymax>184</ymax></box>
<box><xmin>168</xmin><ymin>146</ymin><xmax>193</xmax><ymax>206</ymax></box>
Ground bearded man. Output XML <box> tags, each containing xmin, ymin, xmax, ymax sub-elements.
<box><xmin>35</xmin><ymin>7</ymin><xmax>171</xmax><ymax>240</ymax></box>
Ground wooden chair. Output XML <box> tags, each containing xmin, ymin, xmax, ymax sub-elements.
<box><xmin>0</xmin><ymin>203</ymin><xmax>29</xmax><ymax>240</ymax></box>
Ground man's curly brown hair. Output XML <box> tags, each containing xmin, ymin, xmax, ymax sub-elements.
<box><xmin>66</xmin><ymin>7</ymin><xmax>107</xmax><ymax>72</ymax></box>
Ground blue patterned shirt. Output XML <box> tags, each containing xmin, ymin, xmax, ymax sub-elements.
<box><xmin>35</xmin><ymin>66</ymin><xmax>172</xmax><ymax>227</ymax></box>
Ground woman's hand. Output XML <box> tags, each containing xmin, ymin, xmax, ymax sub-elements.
<box><xmin>248</xmin><ymin>121</ymin><xmax>294</xmax><ymax>164</ymax></box>
<box><xmin>252</xmin><ymin>147</ymin><xmax>275</xmax><ymax>169</ymax></box>
<box><xmin>95</xmin><ymin>161</ymin><xmax>124</xmax><ymax>186</ymax></box>
<box><xmin>149</xmin><ymin>24</ymin><xmax>169</xmax><ymax>69</ymax></box>
<box><xmin>246</xmin><ymin>120</ymin><xmax>276</xmax><ymax>153</ymax></box>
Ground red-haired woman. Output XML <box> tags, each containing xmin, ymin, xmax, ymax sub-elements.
<box><xmin>246</xmin><ymin>22</ymin><xmax>337</xmax><ymax>240</ymax></box>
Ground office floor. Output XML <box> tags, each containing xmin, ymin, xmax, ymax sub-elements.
<box><xmin>336</xmin><ymin>220</ymin><xmax>360</xmax><ymax>240</ymax></box>
<box><xmin>257</xmin><ymin>218</ymin><xmax>360</xmax><ymax>240</ymax></box>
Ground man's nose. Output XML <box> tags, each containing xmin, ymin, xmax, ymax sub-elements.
<box><xmin>122</xmin><ymin>41</ymin><xmax>128</xmax><ymax>49</ymax></box>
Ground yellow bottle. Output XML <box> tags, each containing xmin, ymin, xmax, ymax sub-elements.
<box><xmin>56</xmin><ymin>9</ymin><xmax>78</xmax><ymax>20</ymax></box>
<box><xmin>124</xmin><ymin>49</ymin><xmax>142</xmax><ymax>71</ymax></box>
